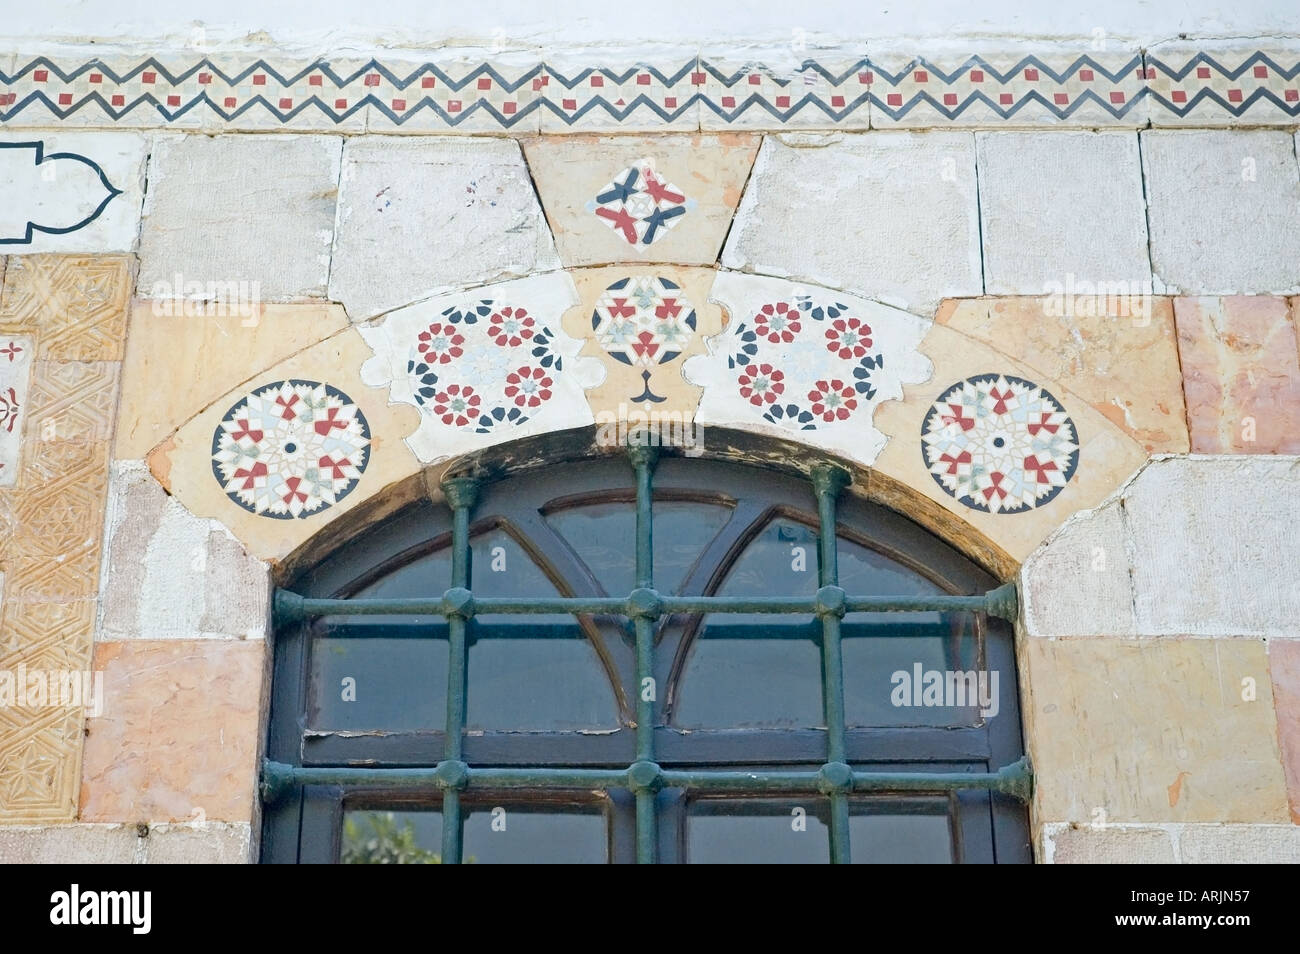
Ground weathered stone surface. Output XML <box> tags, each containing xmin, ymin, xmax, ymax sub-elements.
<box><xmin>872</xmin><ymin>322</ymin><xmax>1147</xmax><ymax>578</ymax></box>
<box><xmin>139</xmin><ymin>134</ymin><xmax>343</xmax><ymax>301</ymax></box>
<box><xmin>1124</xmin><ymin>456</ymin><xmax>1300</xmax><ymax>636</ymax></box>
<box><xmin>1172</xmin><ymin>297</ymin><xmax>1300</xmax><ymax>454</ymax></box>
<box><xmin>1178</xmin><ymin>824</ymin><xmax>1300</xmax><ymax>863</ymax></box>
<box><xmin>0</xmin><ymin>131</ymin><xmax>149</xmax><ymax>253</ymax></box>
<box><xmin>1020</xmin><ymin>500</ymin><xmax>1135</xmax><ymax>638</ymax></box>
<box><xmin>938</xmin><ymin>297</ymin><xmax>1189</xmax><ymax>453</ymax></box>
<box><xmin>1044</xmin><ymin>824</ymin><xmax>1176</xmax><ymax>864</ymax></box>
<box><xmin>144</xmin><ymin>822</ymin><xmax>251</xmax><ymax>863</ymax></box>
<box><xmin>1142</xmin><ymin>129</ymin><xmax>1300</xmax><ymax>295</ymax></box>
<box><xmin>1269</xmin><ymin>638</ymin><xmax>1300</xmax><ymax>824</ymax></box>
<box><xmin>1023</xmin><ymin>637</ymin><xmax>1289</xmax><ymax>824</ymax></box>
<box><xmin>97</xmin><ymin>461</ymin><xmax>271</xmax><ymax>641</ymax></box>
<box><xmin>329</xmin><ymin>137</ymin><xmax>560</xmax><ymax>320</ymax></box>
<box><xmin>523</xmin><ymin>133</ymin><xmax>759</xmax><ymax>267</ymax></box>
<box><xmin>150</xmin><ymin>326</ymin><xmax>422</xmax><ymax>564</ymax></box>
<box><xmin>79</xmin><ymin>640</ymin><xmax>266</xmax><ymax>823</ymax></box>
<box><xmin>562</xmin><ymin>265</ymin><xmax>726</xmax><ymax>422</ymax></box>
<box><xmin>116</xmin><ymin>299</ymin><xmax>350</xmax><ymax>459</ymax></box>
<box><xmin>0</xmin><ymin>824</ymin><xmax>139</xmax><ymax>863</ymax></box>
<box><xmin>721</xmin><ymin>132</ymin><xmax>982</xmax><ymax>316</ymax></box>
<box><xmin>976</xmin><ymin>131</ymin><xmax>1151</xmax><ymax>296</ymax></box>
<box><xmin>0</xmin><ymin>822</ymin><xmax>253</xmax><ymax>863</ymax></box>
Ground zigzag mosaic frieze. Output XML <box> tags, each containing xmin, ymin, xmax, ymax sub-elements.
<box><xmin>1</xmin><ymin>50</ymin><xmax>1296</xmax><ymax>130</ymax></box>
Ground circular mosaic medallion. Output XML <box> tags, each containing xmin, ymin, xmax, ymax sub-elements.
<box><xmin>591</xmin><ymin>275</ymin><xmax>698</xmax><ymax>367</ymax></box>
<box><xmin>211</xmin><ymin>380</ymin><xmax>370</xmax><ymax>519</ymax></box>
<box><xmin>407</xmin><ymin>299</ymin><xmax>564</xmax><ymax>434</ymax></box>
<box><xmin>725</xmin><ymin>297</ymin><xmax>881</xmax><ymax>431</ymax></box>
<box><xmin>920</xmin><ymin>374</ymin><xmax>1080</xmax><ymax>514</ymax></box>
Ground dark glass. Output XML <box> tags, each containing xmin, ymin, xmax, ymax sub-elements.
<box><xmin>545</xmin><ymin>500</ymin><xmax>733</xmax><ymax>596</ymax></box>
<box><xmin>687</xmin><ymin>798</ymin><xmax>831</xmax><ymax>863</ymax></box>
<box><xmin>466</xmin><ymin>529</ymin><xmax>619</xmax><ymax>730</ymax></box>
<box><xmin>462</xmin><ymin>802</ymin><xmax>608</xmax><ymax>864</ymax></box>
<box><xmin>838</xmin><ymin>539</ymin><xmax>982</xmax><ymax>727</ymax></box>
<box><xmin>675</xmin><ymin>519</ymin><xmax>823</xmax><ymax>728</ymax></box>
<box><xmin>848</xmin><ymin>798</ymin><xmax>954</xmax><ymax>864</ymax></box>
<box><xmin>310</xmin><ymin>634</ymin><xmax>447</xmax><ymax>731</ymax></box>
<box><xmin>308</xmin><ymin>547</ymin><xmax>451</xmax><ymax>731</ymax></box>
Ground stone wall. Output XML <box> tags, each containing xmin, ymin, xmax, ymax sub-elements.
<box><xmin>0</xmin><ymin>35</ymin><xmax>1298</xmax><ymax>863</ymax></box>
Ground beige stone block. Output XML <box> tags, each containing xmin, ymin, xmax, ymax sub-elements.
<box><xmin>522</xmin><ymin>133</ymin><xmax>759</xmax><ymax>267</ymax></box>
<box><xmin>1045</xmin><ymin>824</ymin><xmax>1176</xmax><ymax>864</ymax></box>
<box><xmin>871</xmin><ymin>323</ymin><xmax>1147</xmax><ymax>578</ymax></box>
<box><xmin>1023</xmin><ymin>637</ymin><xmax>1290</xmax><ymax>824</ymax></box>
<box><xmin>1268</xmin><ymin>638</ymin><xmax>1300</xmax><ymax>823</ymax></box>
<box><xmin>115</xmin><ymin>300</ymin><xmax>350</xmax><ymax>459</ymax></box>
<box><xmin>148</xmin><ymin>326</ymin><xmax>422</xmax><ymax>563</ymax></box>
<box><xmin>0</xmin><ymin>824</ymin><xmax>139</xmax><ymax>863</ymax></box>
<box><xmin>0</xmin><ymin>254</ymin><xmax>134</xmax><ymax>361</ymax></box>
<box><xmin>938</xmin><ymin>297</ymin><xmax>1189</xmax><ymax>453</ymax></box>
<box><xmin>1173</xmin><ymin>296</ymin><xmax>1300</xmax><ymax>454</ymax></box>
<box><xmin>79</xmin><ymin>640</ymin><xmax>266</xmax><ymax>823</ymax></box>
<box><xmin>562</xmin><ymin>266</ymin><xmax>726</xmax><ymax>422</ymax></box>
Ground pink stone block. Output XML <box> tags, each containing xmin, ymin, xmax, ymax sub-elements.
<box><xmin>79</xmin><ymin>640</ymin><xmax>265</xmax><ymax>824</ymax></box>
<box><xmin>1270</xmin><ymin>639</ymin><xmax>1300</xmax><ymax>824</ymax></box>
<box><xmin>1173</xmin><ymin>297</ymin><xmax>1300</xmax><ymax>453</ymax></box>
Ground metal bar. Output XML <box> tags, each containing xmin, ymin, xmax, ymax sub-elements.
<box><xmin>259</xmin><ymin>757</ymin><xmax>1034</xmax><ymax>804</ymax></box>
<box><xmin>439</xmin><ymin>476</ymin><xmax>478</xmax><ymax>865</ymax></box>
<box><xmin>272</xmin><ymin>585</ymin><xmax>1019</xmax><ymax>623</ymax></box>
<box><xmin>628</xmin><ymin>440</ymin><xmax>659</xmax><ymax>865</ymax></box>
<box><xmin>811</xmin><ymin>463</ymin><xmax>852</xmax><ymax>864</ymax></box>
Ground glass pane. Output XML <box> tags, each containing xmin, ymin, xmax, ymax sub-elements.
<box><xmin>463</xmin><ymin>803</ymin><xmax>608</xmax><ymax>863</ymax></box>
<box><xmin>849</xmin><ymin>799</ymin><xmax>954</xmax><ymax>864</ymax></box>
<box><xmin>310</xmin><ymin>632</ymin><xmax>447</xmax><ymax>731</ymax></box>
<box><xmin>341</xmin><ymin>810</ymin><xmax>444</xmax><ymax>864</ymax></box>
<box><xmin>675</xmin><ymin>519</ymin><xmax>822</xmax><ymax>728</ymax></box>
<box><xmin>839</xmin><ymin>540</ymin><xmax>982</xmax><ymax>727</ymax></box>
<box><xmin>466</xmin><ymin>529</ymin><xmax>619</xmax><ymax>730</ymax></box>
<box><xmin>545</xmin><ymin>500</ymin><xmax>732</xmax><ymax>596</ymax></box>
<box><xmin>310</xmin><ymin>547</ymin><xmax>451</xmax><ymax>731</ymax></box>
<box><xmin>687</xmin><ymin>798</ymin><xmax>830</xmax><ymax>863</ymax></box>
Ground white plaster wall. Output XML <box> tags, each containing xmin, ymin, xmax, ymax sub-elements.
<box><xmin>4</xmin><ymin>0</ymin><xmax>1298</xmax><ymax>52</ymax></box>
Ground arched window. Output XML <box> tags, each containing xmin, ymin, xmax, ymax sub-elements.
<box><xmin>261</xmin><ymin>450</ymin><xmax>1031</xmax><ymax>864</ymax></box>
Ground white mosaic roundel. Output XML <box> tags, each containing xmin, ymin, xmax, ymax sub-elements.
<box><xmin>920</xmin><ymin>374</ymin><xmax>1080</xmax><ymax>515</ymax></box>
<box><xmin>212</xmin><ymin>380</ymin><xmax>371</xmax><ymax>519</ymax></box>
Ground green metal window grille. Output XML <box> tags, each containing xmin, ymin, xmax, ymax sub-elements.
<box><xmin>261</xmin><ymin>443</ymin><xmax>1032</xmax><ymax>864</ymax></box>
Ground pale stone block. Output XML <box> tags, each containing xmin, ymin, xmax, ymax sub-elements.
<box><xmin>1044</xmin><ymin>824</ymin><xmax>1176</xmax><ymax>864</ymax></box>
<box><xmin>0</xmin><ymin>131</ymin><xmax>148</xmax><ymax>253</ymax></box>
<box><xmin>97</xmin><ymin>461</ymin><xmax>271</xmax><ymax>641</ymax></box>
<box><xmin>976</xmin><ymin>131</ymin><xmax>1151</xmax><ymax>296</ymax></box>
<box><xmin>721</xmin><ymin>132</ymin><xmax>982</xmax><ymax>317</ymax></box>
<box><xmin>329</xmin><ymin>137</ymin><xmax>560</xmax><ymax>320</ymax></box>
<box><xmin>1023</xmin><ymin>637</ymin><xmax>1289</xmax><ymax>824</ymax></box>
<box><xmin>1141</xmin><ymin>130</ymin><xmax>1300</xmax><ymax>295</ymax></box>
<box><xmin>79</xmin><ymin>640</ymin><xmax>266</xmax><ymax>823</ymax></box>
<box><xmin>1124</xmin><ymin>456</ymin><xmax>1300</xmax><ymax>636</ymax></box>
<box><xmin>1021</xmin><ymin>500</ymin><xmax>1135</xmax><ymax>637</ymax></box>
<box><xmin>139</xmin><ymin>134</ymin><xmax>343</xmax><ymax>301</ymax></box>
<box><xmin>1178</xmin><ymin>824</ymin><xmax>1300</xmax><ymax>863</ymax></box>
<box><xmin>144</xmin><ymin>822</ymin><xmax>251</xmax><ymax>864</ymax></box>
<box><xmin>0</xmin><ymin>825</ymin><xmax>139</xmax><ymax>863</ymax></box>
